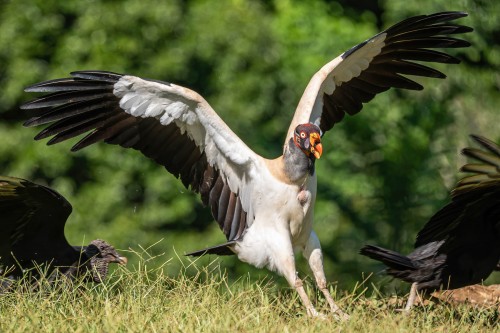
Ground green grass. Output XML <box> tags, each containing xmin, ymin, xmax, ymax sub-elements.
<box><xmin>0</xmin><ymin>252</ymin><xmax>498</xmax><ymax>333</ymax></box>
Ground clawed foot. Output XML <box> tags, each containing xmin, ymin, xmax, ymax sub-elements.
<box><xmin>395</xmin><ymin>307</ymin><xmax>412</xmax><ymax>315</ymax></box>
<box><xmin>306</xmin><ymin>306</ymin><xmax>349</xmax><ymax>321</ymax></box>
<box><xmin>332</xmin><ymin>309</ymin><xmax>349</xmax><ymax>321</ymax></box>
<box><xmin>307</xmin><ymin>307</ymin><xmax>328</xmax><ymax>319</ymax></box>
<box><xmin>320</xmin><ymin>287</ymin><xmax>349</xmax><ymax>321</ymax></box>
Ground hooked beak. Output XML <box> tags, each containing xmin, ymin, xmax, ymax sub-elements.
<box><xmin>116</xmin><ymin>256</ymin><xmax>128</xmax><ymax>265</ymax></box>
<box><xmin>309</xmin><ymin>133</ymin><xmax>322</xmax><ymax>159</ymax></box>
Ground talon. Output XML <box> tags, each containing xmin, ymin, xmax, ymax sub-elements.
<box><xmin>333</xmin><ymin>310</ymin><xmax>350</xmax><ymax>321</ymax></box>
<box><xmin>308</xmin><ymin>308</ymin><xmax>327</xmax><ymax>319</ymax></box>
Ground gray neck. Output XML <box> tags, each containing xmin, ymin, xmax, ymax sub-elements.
<box><xmin>283</xmin><ymin>139</ymin><xmax>315</xmax><ymax>183</ymax></box>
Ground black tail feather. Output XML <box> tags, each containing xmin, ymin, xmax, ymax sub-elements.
<box><xmin>360</xmin><ymin>245</ymin><xmax>415</xmax><ymax>271</ymax></box>
<box><xmin>185</xmin><ymin>241</ymin><xmax>236</xmax><ymax>257</ymax></box>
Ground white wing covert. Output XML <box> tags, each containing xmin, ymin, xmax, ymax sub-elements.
<box><xmin>22</xmin><ymin>71</ymin><xmax>262</xmax><ymax>243</ymax></box>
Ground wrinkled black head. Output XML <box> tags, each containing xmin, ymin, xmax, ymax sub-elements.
<box><xmin>84</xmin><ymin>239</ymin><xmax>127</xmax><ymax>283</ymax></box>
<box><xmin>293</xmin><ymin>123</ymin><xmax>323</xmax><ymax>160</ymax></box>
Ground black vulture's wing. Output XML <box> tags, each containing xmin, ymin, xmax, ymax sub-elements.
<box><xmin>436</xmin><ymin>136</ymin><xmax>500</xmax><ymax>282</ymax></box>
<box><xmin>0</xmin><ymin>176</ymin><xmax>74</xmax><ymax>269</ymax></box>
<box><xmin>415</xmin><ymin>135</ymin><xmax>500</xmax><ymax>247</ymax></box>
<box><xmin>434</xmin><ymin>187</ymin><xmax>500</xmax><ymax>287</ymax></box>
<box><xmin>454</xmin><ymin>135</ymin><xmax>500</xmax><ymax>197</ymax></box>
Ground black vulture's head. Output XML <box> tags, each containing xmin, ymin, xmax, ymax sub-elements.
<box><xmin>84</xmin><ymin>239</ymin><xmax>127</xmax><ymax>283</ymax></box>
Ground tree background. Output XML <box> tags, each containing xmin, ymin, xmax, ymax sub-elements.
<box><xmin>0</xmin><ymin>0</ymin><xmax>498</xmax><ymax>291</ymax></box>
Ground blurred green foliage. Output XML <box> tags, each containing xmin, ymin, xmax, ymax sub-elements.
<box><xmin>0</xmin><ymin>0</ymin><xmax>498</xmax><ymax>290</ymax></box>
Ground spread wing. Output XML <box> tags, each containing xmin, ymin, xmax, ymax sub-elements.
<box><xmin>286</xmin><ymin>11</ymin><xmax>472</xmax><ymax>141</ymax></box>
<box><xmin>415</xmin><ymin>135</ymin><xmax>500</xmax><ymax>248</ymax></box>
<box><xmin>22</xmin><ymin>71</ymin><xmax>263</xmax><ymax>243</ymax></box>
<box><xmin>453</xmin><ymin>135</ymin><xmax>500</xmax><ymax>197</ymax></box>
<box><xmin>0</xmin><ymin>176</ymin><xmax>74</xmax><ymax>268</ymax></box>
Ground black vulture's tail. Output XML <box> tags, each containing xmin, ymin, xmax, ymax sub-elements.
<box><xmin>360</xmin><ymin>245</ymin><xmax>415</xmax><ymax>271</ymax></box>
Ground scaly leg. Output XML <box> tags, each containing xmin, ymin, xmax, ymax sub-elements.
<box><xmin>404</xmin><ymin>282</ymin><xmax>419</xmax><ymax>313</ymax></box>
<box><xmin>303</xmin><ymin>231</ymin><xmax>349</xmax><ymax>320</ymax></box>
<box><xmin>294</xmin><ymin>275</ymin><xmax>322</xmax><ymax>317</ymax></box>
<box><xmin>265</xmin><ymin>227</ymin><xmax>321</xmax><ymax>317</ymax></box>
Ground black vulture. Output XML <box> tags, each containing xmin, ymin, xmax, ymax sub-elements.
<box><xmin>360</xmin><ymin>135</ymin><xmax>500</xmax><ymax>311</ymax></box>
<box><xmin>0</xmin><ymin>176</ymin><xmax>127</xmax><ymax>289</ymax></box>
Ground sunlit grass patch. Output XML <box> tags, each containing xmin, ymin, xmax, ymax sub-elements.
<box><xmin>0</xmin><ymin>251</ymin><xmax>498</xmax><ymax>333</ymax></box>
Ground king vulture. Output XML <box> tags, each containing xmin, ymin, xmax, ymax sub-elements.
<box><xmin>21</xmin><ymin>12</ymin><xmax>472</xmax><ymax>317</ymax></box>
<box><xmin>361</xmin><ymin>135</ymin><xmax>500</xmax><ymax>312</ymax></box>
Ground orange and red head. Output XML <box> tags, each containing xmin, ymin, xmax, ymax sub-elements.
<box><xmin>293</xmin><ymin>123</ymin><xmax>323</xmax><ymax>160</ymax></box>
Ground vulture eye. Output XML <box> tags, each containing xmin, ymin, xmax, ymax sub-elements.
<box><xmin>300</xmin><ymin>132</ymin><xmax>306</xmax><ymax>138</ymax></box>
